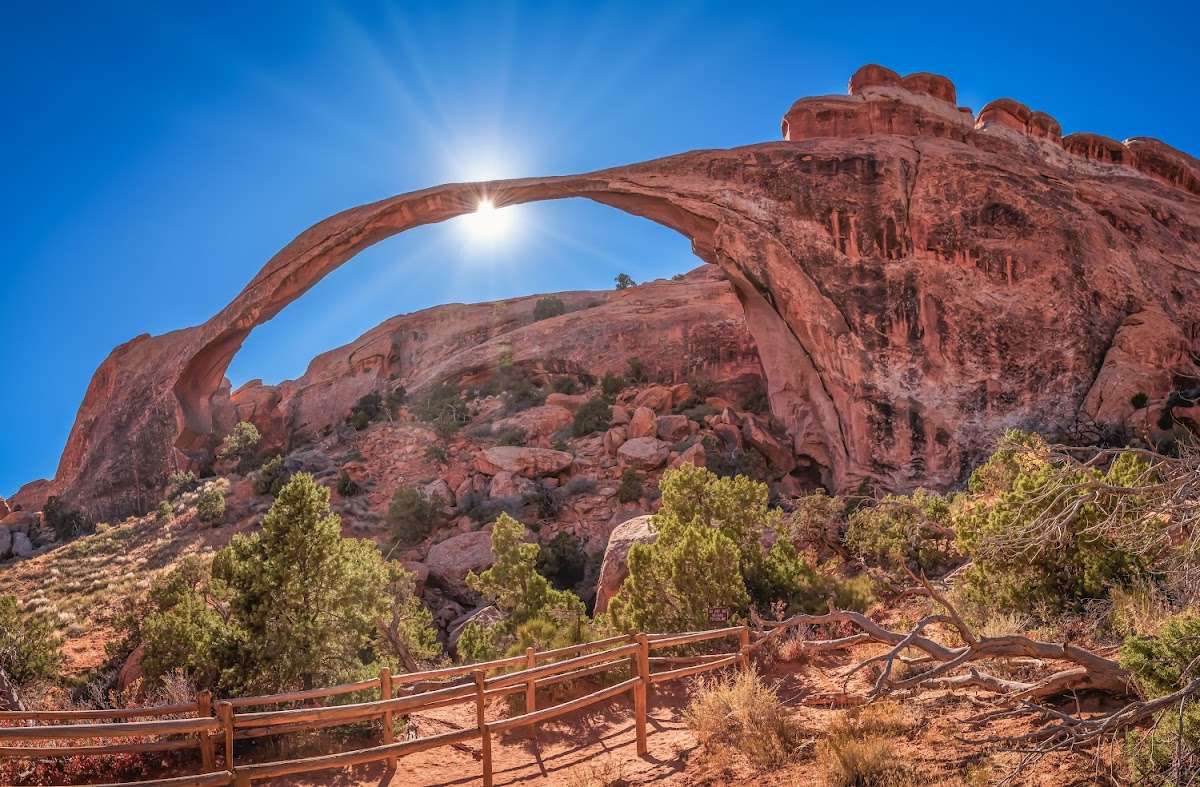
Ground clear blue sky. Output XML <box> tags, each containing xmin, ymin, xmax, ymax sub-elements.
<box><xmin>2</xmin><ymin>1</ymin><xmax>1197</xmax><ymax>496</ymax></box>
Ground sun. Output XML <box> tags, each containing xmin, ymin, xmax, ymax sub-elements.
<box><xmin>461</xmin><ymin>197</ymin><xmax>516</xmax><ymax>243</ymax></box>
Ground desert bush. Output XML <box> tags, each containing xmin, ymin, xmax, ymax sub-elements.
<box><xmin>741</xmin><ymin>386</ymin><xmax>769</xmax><ymax>414</ymax></box>
<box><xmin>845</xmin><ymin>489</ymin><xmax>960</xmax><ymax>575</ymax></box>
<box><xmin>167</xmin><ymin>470</ymin><xmax>200</xmax><ymax>498</ymax></box>
<box><xmin>481</xmin><ymin>363</ymin><xmax>546</xmax><ymax>414</ymax></box>
<box><xmin>389</xmin><ymin>485</ymin><xmax>442</xmax><ymax>545</ymax></box>
<box><xmin>560</xmin><ymin>476</ymin><xmax>597</xmax><ymax>497</ymax></box>
<box><xmin>681</xmin><ymin>404</ymin><xmax>719</xmax><ymax>423</ymax></box>
<box><xmin>425</xmin><ymin>443</ymin><xmax>449</xmax><ymax>464</ymax></box>
<box><xmin>784</xmin><ymin>490</ymin><xmax>847</xmax><ymax>550</ymax></box>
<box><xmin>816</xmin><ymin>702</ymin><xmax>916</xmax><ymax>786</ymax></box>
<box><xmin>217</xmin><ymin>421</ymin><xmax>260</xmax><ymax>463</ymax></box>
<box><xmin>0</xmin><ymin>594</ymin><xmax>62</xmax><ymax>686</ymax></box>
<box><xmin>43</xmin><ymin>495</ymin><xmax>89</xmax><ymax>541</ymax></box>
<box><xmin>336</xmin><ymin>470</ymin><xmax>361</xmax><ymax>497</ymax></box>
<box><xmin>1121</xmin><ymin>614</ymin><xmax>1200</xmax><ymax>782</ymax></box>
<box><xmin>617</xmin><ymin>468</ymin><xmax>643</xmax><ymax>504</ymax></box>
<box><xmin>572</xmin><ymin>396</ymin><xmax>612</xmax><ymax>436</ymax></box>
<box><xmin>252</xmin><ymin>454</ymin><xmax>290</xmax><ymax>496</ymax></box>
<box><xmin>493</xmin><ymin>426</ymin><xmax>527</xmax><ymax>446</ymax></box>
<box><xmin>533</xmin><ymin>296</ymin><xmax>566</xmax><ymax>321</ymax></box>
<box><xmin>155</xmin><ymin>500</ymin><xmax>174</xmax><ymax>525</ymax></box>
<box><xmin>755</xmin><ymin>540</ymin><xmax>873</xmax><ymax>615</ymax></box>
<box><xmin>456</xmin><ymin>619</ymin><xmax>510</xmax><ymax>663</ymax></box>
<box><xmin>954</xmin><ymin>430</ymin><xmax>1149</xmax><ymax>616</ymax></box>
<box><xmin>1131</xmin><ymin>391</ymin><xmax>1149</xmax><ymax>409</ymax></box>
<box><xmin>140</xmin><ymin>474</ymin><xmax>438</xmax><ymax>694</ymax></box>
<box><xmin>468</xmin><ymin>514</ymin><xmax>587</xmax><ymax>628</ymax></box>
<box><xmin>536</xmin><ymin>532</ymin><xmax>589</xmax><ymax>591</ymax></box>
<box><xmin>614</xmin><ymin>272</ymin><xmax>635</xmax><ymax>290</ymax></box>
<box><xmin>601</xmin><ymin>372</ymin><xmax>625</xmax><ymax>398</ymax></box>
<box><xmin>196</xmin><ymin>486</ymin><xmax>225</xmax><ymax>524</ymax></box>
<box><xmin>412</xmin><ymin>382</ymin><xmax>469</xmax><ymax>437</ymax></box>
<box><xmin>685</xmin><ymin>671</ymin><xmax>802</xmax><ymax>769</ymax></box>
<box><xmin>457</xmin><ymin>489</ymin><xmax>523</xmax><ymax>525</ymax></box>
<box><xmin>625</xmin><ymin>357</ymin><xmax>649</xmax><ymax>384</ymax></box>
<box><xmin>702</xmin><ymin>439</ymin><xmax>770</xmax><ymax>481</ymax></box>
<box><xmin>551</xmin><ymin>375</ymin><xmax>580</xmax><ymax>394</ymax></box>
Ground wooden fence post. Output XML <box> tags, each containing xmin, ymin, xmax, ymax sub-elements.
<box><xmin>195</xmin><ymin>690</ymin><xmax>215</xmax><ymax>771</ymax></box>
<box><xmin>738</xmin><ymin>626</ymin><xmax>751</xmax><ymax>671</ymax></box>
<box><xmin>217</xmin><ymin>701</ymin><xmax>234</xmax><ymax>770</ymax></box>
<box><xmin>524</xmin><ymin>646</ymin><xmax>536</xmax><ymax>714</ymax></box>
<box><xmin>473</xmin><ymin>669</ymin><xmax>492</xmax><ymax>787</ymax></box>
<box><xmin>634</xmin><ymin>633</ymin><xmax>649</xmax><ymax>757</ymax></box>
<box><xmin>380</xmin><ymin>667</ymin><xmax>396</xmax><ymax>770</ymax></box>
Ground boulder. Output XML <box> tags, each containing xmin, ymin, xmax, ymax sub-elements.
<box><xmin>546</xmin><ymin>393</ymin><xmax>590</xmax><ymax>411</ymax></box>
<box><xmin>603</xmin><ymin>426</ymin><xmax>628</xmax><ymax>456</ymax></box>
<box><xmin>656</xmin><ymin>414</ymin><xmax>691</xmax><ymax>442</ymax></box>
<box><xmin>0</xmin><ymin>497</ymin><xmax>9</xmax><ymax>519</ymax></box>
<box><xmin>475</xmin><ymin>446</ymin><xmax>573</xmax><ymax>478</ymax></box>
<box><xmin>116</xmin><ymin>644</ymin><xmax>145</xmax><ymax>693</ymax></box>
<box><xmin>669</xmin><ymin>383</ymin><xmax>694</xmax><ymax>408</ymax></box>
<box><xmin>0</xmin><ymin>526</ymin><xmax>11</xmax><ymax>559</ymax></box>
<box><xmin>610</xmin><ymin>405</ymin><xmax>631</xmax><ymax>426</ymax></box>
<box><xmin>489</xmin><ymin>471</ymin><xmax>537</xmax><ymax>500</ymax></box>
<box><xmin>712</xmin><ymin>422</ymin><xmax>743</xmax><ymax>450</ymax></box>
<box><xmin>633</xmin><ymin>386</ymin><xmax>672</xmax><ymax>413</ymax></box>
<box><xmin>618</xmin><ymin>437</ymin><xmax>670</xmax><ymax>470</ymax></box>
<box><xmin>594</xmin><ymin>515</ymin><xmax>657</xmax><ymax>614</ymax></box>
<box><xmin>10</xmin><ymin>531</ymin><xmax>33</xmax><ymax>559</ymax></box>
<box><xmin>426</xmin><ymin>530</ymin><xmax>494</xmax><ymax>593</ymax></box>
<box><xmin>627</xmin><ymin>407</ymin><xmax>657</xmax><ymax>439</ymax></box>
<box><xmin>742</xmin><ymin>418</ymin><xmax>796</xmax><ymax>475</ymax></box>
<box><xmin>493</xmin><ymin>405</ymin><xmax>573</xmax><ymax>439</ymax></box>
<box><xmin>670</xmin><ymin>441</ymin><xmax>707</xmax><ymax>469</ymax></box>
<box><xmin>423</xmin><ymin>479</ymin><xmax>454</xmax><ymax>507</ymax></box>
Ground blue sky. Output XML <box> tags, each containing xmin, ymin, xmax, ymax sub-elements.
<box><xmin>2</xmin><ymin>0</ymin><xmax>1197</xmax><ymax>496</ymax></box>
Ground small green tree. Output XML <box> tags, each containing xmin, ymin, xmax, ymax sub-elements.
<box><xmin>252</xmin><ymin>455</ymin><xmax>290</xmax><ymax>496</ymax></box>
<box><xmin>413</xmin><ymin>382</ymin><xmax>469</xmax><ymax>437</ymax></box>
<box><xmin>845</xmin><ymin>489</ymin><xmax>960</xmax><ymax>575</ymax></box>
<box><xmin>533</xmin><ymin>297</ymin><xmax>566</xmax><ymax>321</ymax></box>
<box><xmin>389</xmin><ymin>485</ymin><xmax>442</xmax><ymax>545</ymax></box>
<box><xmin>196</xmin><ymin>486</ymin><xmax>225</xmax><ymax>524</ymax></box>
<box><xmin>0</xmin><ymin>595</ymin><xmax>62</xmax><ymax>686</ymax></box>
<box><xmin>617</xmin><ymin>468</ymin><xmax>643</xmax><ymax>504</ymax></box>
<box><xmin>217</xmin><ymin>421</ymin><xmax>260</xmax><ymax>463</ymax></box>
<box><xmin>572</xmin><ymin>397</ymin><xmax>611</xmax><ymax>436</ymax></box>
<box><xmin>155</xmin><ymin>500</ymin><xmax>175</xmax><ymax>525</ymax></box>
<box><xmin>601</xmin><ymin>372</ymin><xmax>626</xmax><ymax>399</ymax></box>
<box><xmin>615</xmin><ymin>273</ymin><xmax>635</xmax><ymax>290</ymax></box>
<box><xmin>167</xmin><ymin>470</ymin><xmax>200</xmax><ymax>498</ymax></box>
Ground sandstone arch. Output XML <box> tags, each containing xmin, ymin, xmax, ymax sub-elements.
<box><xmin>41</xmin><ymin>67</ymin><xmax>1200</xmax><ymax>518</ymax></box>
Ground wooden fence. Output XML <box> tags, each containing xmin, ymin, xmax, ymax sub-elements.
<box><xmin>0</xmin><ymin>625</ymin><xmax>756</xmax><ymax>787</ymax></box>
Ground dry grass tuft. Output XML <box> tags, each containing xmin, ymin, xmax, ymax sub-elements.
<box><xmin>565</xmin><ymin>757</ymin><xmax>626</xmax><ymax>787</ymax></box>
<box><xmin>684</xmin><ymin>670</ymin><xmax>803</xmax><ymax>770</ymax></box>
<box><xmin>816</xmin><ymin>702</ymin><xmax>917</xmax><ymax>786</ymax></box>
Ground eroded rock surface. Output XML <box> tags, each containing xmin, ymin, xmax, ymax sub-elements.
<box><xmin>27</xmin><ymin>64</ymin><xmax>1200</xmax><ymax>517</ymax></box>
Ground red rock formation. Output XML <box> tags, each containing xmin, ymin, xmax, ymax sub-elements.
<box><xmin>33</xmin><ymin>65</ymin><xmax>1200</xmax><ymax>517</ymax></box>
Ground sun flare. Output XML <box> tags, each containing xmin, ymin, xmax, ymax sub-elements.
<box><xmin>461</xmin><ymin>197</ymin><xmax>516</xmax><ymax>242</ymax></box>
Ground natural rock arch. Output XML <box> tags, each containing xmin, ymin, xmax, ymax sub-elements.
<box><xmin>37</xmin><ymin>65</ymin><xmax>1200</xmax><ymax>519</ymax></box>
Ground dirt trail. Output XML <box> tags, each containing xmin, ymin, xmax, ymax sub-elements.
<box><xmin>272</xmin><ymin>684</ymin><xmax>699</xmax><ymax>787</ymax></box>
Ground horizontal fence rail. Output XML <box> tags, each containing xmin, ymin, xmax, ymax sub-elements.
<box><xmin>0</xmin><ymin>625</ymin><xmax>757</xmax><ymax>786</ymax></box>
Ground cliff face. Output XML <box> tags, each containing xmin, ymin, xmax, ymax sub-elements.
<box><xmin>23</xmin><ymin>64</ymin><xmax>1200</xmax><ymax>517</ymax></box>
<box><xmin>222</xmin><ymin>266</ymin><xmax>761</xmax><ymax>454</ymax></box>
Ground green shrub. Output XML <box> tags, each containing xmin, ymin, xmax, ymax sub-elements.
<box><xmin>551</xmin><ymin>376</ymin><xmax>580</xmax><ymax>395</ymax></box>
<box><xmin>533</xmin><ymin>296</ymin><xmax>566</xmax><ymax>321</ymax></box>
<box><xmin>626</xmin><ymin>358</ymin><xmax>649</xmax><ymax>384</ymax></box>
<box><xmin>741</xmin><ymin>387</ymin><xmax>769</xmax><ymax>413</ymax></box>
<box><xmin>138</xmin><ymin>476</ymin><xmax>439</xmax><ymax>694</ymax></box>
<box><xmin>755</xmin><ymin>540</ymin><xmax>873</xmax><ymax>615</ymax></box>
<box><xmin>572</xmin><ymin>397</ymin><xmax>611</xmax><ymax>436</ymax></box>
<box><xmin>425</xmin><ymin>443</ymin><xmax>449</xmax><ymax>464</ymax></box>
<box><xmin>456</xmin><ymin>619</ymin><xmax>509</xmax><ymax>663</ymax></box>
<box><xmin>389</xmin><ymin>485</ymin><xmax>442</xmax><ymax>545</ymax></box>
<box><xmin>954</xmin><ymin>431</ymin><xmax>1149</xmax><ymax>616</ymax></box>
<box><xmin>0</xmin><ymin>595</ymin><xmax>62</xmax><ymax>686</ymax></box>
<box><xmin>617</xmin><ymin>468</ymin><xmax>643</xmax><ymax>504</ymax></box>
<box><xmin>785</xmin><ymin>490</ymin><xmax>848</xmax><ymax>550</ymax></box>
<box><xmin>155</xmin><ymin>500</ymin><xmax>174</xmax><ymax>526</ymax></box>
<box><xmin>1130</xmin><ymin>392</ymin><xmax>1149</xmax><ymax>409</ymax></box>
<box><xmin>167</xmin><ymin>470</ymin><xmax>200</xmax><ymax>498</ymax></box>
<box><xmin>412</xmin><ymin>382</ymin><xmax>469</xmax><ymax>437</ymax></box>
<box><xmin>43</xmin><ymin>496</ymin><xmax>89</xmax><ymax>542</ymax></box>
<box><xmin>196</xmin><ymin>487</ymin><xmax>225</xmax><ymax>524</ymax></box>
<box><xmin>536</xmin><ymin>532</ymin><xmax>589</xmax><ymax>591</ymax></box>
<box><xmin>845</xmin><ymin>489</ymin><xmax>960</xmax><ymax>575</ymax></box>
<box><xmin>1121</xmin><ymin>614</ymin><xmax>1200</xmax><ymax>782</ymax></box>
<box><xmin>686</xmin><ymin>671</ymin><xmax>803</xmax><ymax>769</ymax></box>
<box><xmin>615</xmin><ymin>273</ymin><xmax>635</xmax><ymax>290</ymax></box>
<box><xmin>217</xmin><ymin>421</ymin><xmax>260</xmax><ymax>463</ymax></box>
<box><xmin>467</xmin><ymin>514</ymin><xmax>587</xmax><ymax>628</ymax></box>
<box><xmin>493</xmin><ymin>426</ymin><xmax>527</xmax><ymax>446</ymax></box>
<box><xmin>601</xmin><ymin>372</ymin><xmax>626</xmax><ymax>399</ymax></box>
<box><xmin>336</xmin><ymin>470</ymin><xmax>361</xmax><ymax>497</ymax></box>
<box><xmin>252</xmin><ymin>454</ymin><xmax>290</xmax><ymax>496</ymax></box>
<box><xmin>347</xmin><ymin>392</ymin><xmax>384</xmax><ymax>430</ymax></box>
